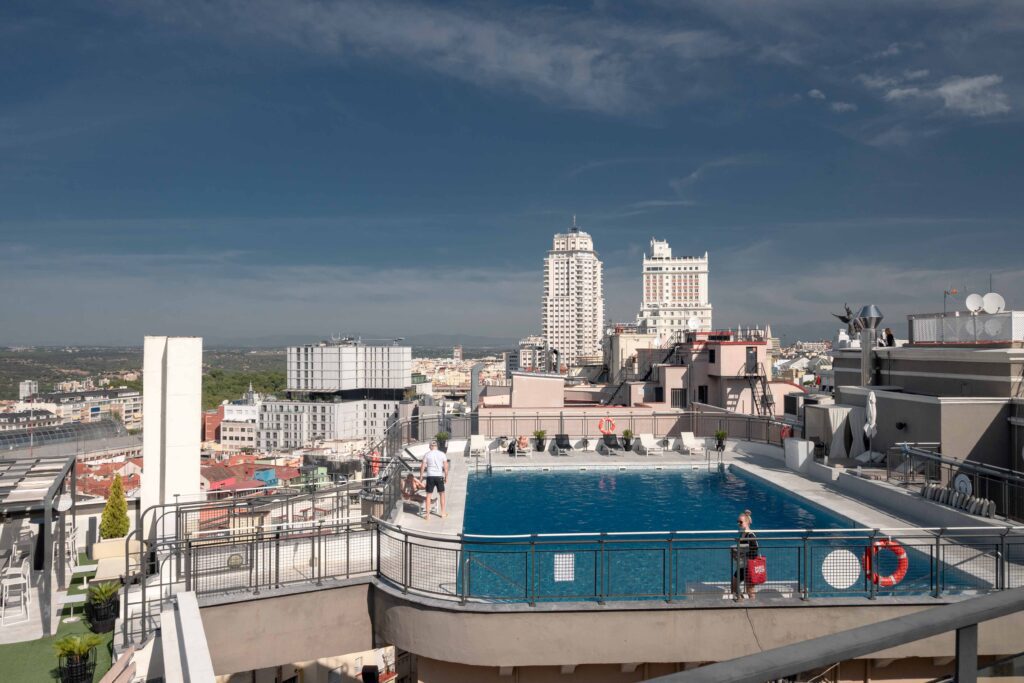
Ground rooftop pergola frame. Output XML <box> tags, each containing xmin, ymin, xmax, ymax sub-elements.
<box><xmin>0</xmin><ymin>449</ymin><xmax>77</xmax><ymax>635</ymax></box>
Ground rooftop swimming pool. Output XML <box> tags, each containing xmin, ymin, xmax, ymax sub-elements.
<box><xmin>465</xmin><ymin>467</ymin><xmax>850</xmax><ymax>535</ymax></box>
<box><xmin>454</xmin><ymin>467</ymin><xmax>992</xmax><ymax>602</ymax></box>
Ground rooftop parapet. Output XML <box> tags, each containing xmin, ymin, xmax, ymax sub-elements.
<box><xmin>907</xmin><ymin>311</ymin><xmax>1024</xmax><ymax>346</ymax></box>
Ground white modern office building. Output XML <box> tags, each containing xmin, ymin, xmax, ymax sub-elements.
<box><xmin>517</xmin><ymin>335</ymin><xmax>548</xmax><ymax>372</ymax></box>
<box><xmin>541</xmin><ymin>221</ymin><xmax>604</xmax><ymax>369</ymax></box>
<box><xmin>18</xmin><ymin>379</ymin><xmax>38</xmax><ymax>400</ymax></box>
<box><xmin>287</xmin><ymin>339</ymin><xmax>411</xmax><ymax>393</ymax></box>
<box><xmin>258</xmin><ymin>338</ymin><xmax>412</xmax><ymax>451</ymax></box>
<box><xmin>636</xmin><ymin>238</ymin><xmax>712</xmax><ymax>339</ymax></box>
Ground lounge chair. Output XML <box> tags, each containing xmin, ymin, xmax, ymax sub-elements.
<box><xmin>446</xmin><ymin>438</ymin><xmax>469</xmax><ymax>456</ymax></box>
<box><xmin>554</xmin><ymin>434</ymin><xmax>573</xmax><ymax>456</ymax></box>
<box><xmin>674</xmin><ymin>432</ymin><xmax>702</xmax><ymax>455</ymax></box>
<box><xmin>469</xmin><ymin>435</ymin><xmax>487</xmax><ymax>458</ymax></box>
<box><xmin>404</xmin><ymin>443</ymin><xmax>430</xmax><ymax>461</ymax></box>
<box><xmin>599</xmin><ymin>434</ymin><xmax>623</xmax><ymax>456</ymax></box>
<box><xmin>635</xmin><ymin>433</ymin><xmax>664</xmax><ymax>456</ymax></box>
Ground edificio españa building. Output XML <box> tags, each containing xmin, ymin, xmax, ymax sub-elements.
<box><xmin>637</xmin><ymin>237</ymin><xmax>712</xmax><ymax>339</ymax></box>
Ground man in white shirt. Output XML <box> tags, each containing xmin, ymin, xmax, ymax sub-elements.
<box><xmin>419</xmin><ymin>440</ymin><xmax>449</xmax><ymax>520</ymax></box>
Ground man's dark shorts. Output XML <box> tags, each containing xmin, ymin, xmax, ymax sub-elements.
<box><xmin>426</xmin><ymin>476</ymin><xmax>445</xmax><ymax>493</ymax></box>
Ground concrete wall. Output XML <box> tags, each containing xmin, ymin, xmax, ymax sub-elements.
<box><xmin>141</xmin><ymin>336</ymin><xmax>203</xmax><ymax>538</ymax></box>
<box><xmin>200</xmin><ymin>585</ymin><xmax>373</xmax><ymax>676</ymax></box>
<box><xmin>197</xmin><ymin>581</ymin><xmax>1024</xmax><ymax>681</ymax></box>
<box><xmin>940</xmin><ymin>401</ymin><xmax>1011</xmax><ymax>467</ymax></box>
<box><xmin>372</xmin><ymin>588</ymin><xmax>1024</xmax><ymax>668</ymax></box>
<box><xmin>510</xmin><ymin>374</ymin><xmax>565</xmax><ymax>409</ymax></box>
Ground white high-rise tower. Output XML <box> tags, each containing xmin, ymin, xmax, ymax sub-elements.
<box><xmin>541</xmin><ymin>218</ymin><xmax>605</xmax><ymax>369</ymax></box>
<box><xmin>637</xmin><ymin>238</ymin><xmax>712</xmax><ymax>340</ymax></box>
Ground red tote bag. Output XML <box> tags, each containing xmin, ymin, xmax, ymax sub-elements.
<box><xmin>747</xmin><ymin>556</ymin><xmax>767</xmax><ymax>585</ymax></box>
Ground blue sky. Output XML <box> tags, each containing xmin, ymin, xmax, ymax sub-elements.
<box><xmin>2</xmin><ymin>1</ymin><xmax>1023</xmax><ymax>346</ymax></box>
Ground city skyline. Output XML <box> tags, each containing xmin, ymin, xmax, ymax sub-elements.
<box><xmin>2</xmin><ymin>1</ymin><xmax>1024</xmax><ymax>345</ymax></box>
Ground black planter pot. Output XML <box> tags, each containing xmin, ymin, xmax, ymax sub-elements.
<box><xmin>87</xmin><ymin>597</ymin><xmax>119</xmax><ymax>633</ymax></box>
<box><xmin>534</xmin><ymin>439</ymin><xmax>546</xmax><ymax>452</ymax></box>
<box><xmin>437</xmin><ymin>441</ymin><xmax>448</xmax><ymax>453</ymax></box>
<box><xmin>58</xmin><ymin>650</ymin><xmax>96</xmax><ymax>683</ymax></box>
<box><xmin>623</xmin><ymin>438</ymin><xmax>633</xmax><ymax>451</ymax></box>
<box><xmin>716</xmin><ymin>438</ymin><xmax>725</xmax><ymax>450</ymax></box>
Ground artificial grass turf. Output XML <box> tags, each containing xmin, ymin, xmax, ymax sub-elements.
<box><xmin>0</xmin><ymin>553</ymin><xmax>113</xmax><ymax>682</ymax></box>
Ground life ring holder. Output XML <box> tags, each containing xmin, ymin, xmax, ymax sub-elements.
<box><xmin>597</xmin><ymin>417</ymin><xmax>617</xmax><ymax>435</ymax></box>
<box><xmin>862</xmin><ymin>538</ymin><xmax>909</xmax><ymax>587</ymax></box>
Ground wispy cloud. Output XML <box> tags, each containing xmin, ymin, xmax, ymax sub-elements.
<box><xmin>669</xmin><ymin>156</ymin><xmax>753</xmax><ymax>193</ymax></box>
<box><xmin>935</xmin><ymin>75</ymin><xmax>1010</xmax><ymax>117</ymax></box>
<box><xmin>829</xmin><ymin>101</ymin><xmax>857</xmax><ymax>113</ymax></box>
<box><xmin>126</xmin><ymin>0</ymin><xmax>740</xmax><ymax>116</ymax></box>
<box><xmin>807</xmin><ymin>88</ymin><xmax>826</xmax><ymax>100</ymax></box>
<box><xmin>629</xmin><ymin>199</ymin><xmax>697</xmax><ymax>209</ymax></box>
<box><xmin>566</xmin><ymin>157</ymin><xmax>667</xmax><ymax>179</ymax></box>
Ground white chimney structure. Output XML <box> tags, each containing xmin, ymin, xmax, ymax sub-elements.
<box><xmin>141</xmin><ymin>336</ymin><xmax>203</xmax><ymax>539</ymax></box>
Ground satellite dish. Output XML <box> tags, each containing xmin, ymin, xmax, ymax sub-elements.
<box><xmin>982</xmin><ymin>292</ymin><xmax>1005</xmax><ymax>315</ymax></box>
<box><xmin>687</xmin><ymin>317</ymin><xmax>700</xmax><ymax>331</ymax></box>
<box><xmin>965</xmin><ymin>293</ymin><xmax>984</xmax><ymax>313</ymax></box>
<box><xmin>984</xmin><ymin>317</ymin><xmax>1004</xmax><ymax>337</ymax></box>
<box><xmin>56</xmin><ymin>494</ymin><xmax>73</xmax><ymax>513</ymax></box>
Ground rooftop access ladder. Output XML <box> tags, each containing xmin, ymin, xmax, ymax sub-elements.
<box><xmin>605</xmin><ymin>345</ymin><xmax>681</xmax><ymax>406</ymax></box>
<box><xmin>746</xmin><ymin>362</ymin><xmax>775</xmax><ymax>417</ymax></box>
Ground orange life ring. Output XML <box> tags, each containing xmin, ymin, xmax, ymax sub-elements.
<box><xmin>862</xmin><ymin>539</ymin><xmax>909</xmax><ymax>587</ymax></box>
<box><xmin>598</xmin><ymin>417</ymin><xmax>616</xmax><ymax>435</ymax></box>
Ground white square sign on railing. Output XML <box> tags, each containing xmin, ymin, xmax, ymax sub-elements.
<box><xmin>553</xmin><ymin>553</ymin><xmax>575</xmax><ymax>582</ymax></box>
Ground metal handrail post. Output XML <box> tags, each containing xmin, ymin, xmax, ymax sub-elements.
<box><xmin>403</xmin><ymin>533</ymin><xmax>410</xmax><ymax>594</ymax></box>
<box><xmin>460</xmin><ymin>544</ymin><xmax>469</xmax><ymax>605</ymax></box>
<box><xmin>934</xmin><ymin>529</ymin><xmax>944</xmax><ymax>598</ymax></box>
<box><xmin>316</xmin><ymin>520</ymin><xmax>324</xmax><ymax>586</ymax></box>
<box><xmin>530</xmin><ymin>534</ymin><xmax>537</xmax><ymax>607</ymax></box>
<box><xmin>598</xmin><ymin>533</ymin><xmax>606</xmax><ymax>605</ymax></box>
<box><xmin>998</xmin><ymin>528</ymin><xmax>1008</xmax><ymax>591</ymax></box>
<box><xmin>801</xmin><ymin>534</ymin><xmax>810</xmax><ymax>600</ymax></box>
<box><xmin>275</xmin><ymin>530</ymin><xmax>281</xmax><ymax>588</ymax></box>
<box><xmin>345</xmin><ymin>522</ymin><xmax>351</xmax><ymax>579</ymax></box>
<box><xmin>868</xmin><ymin>530</ymin><xmax>878</xmax><ymax>600</ymax></box>
<box><xmin>667</xmin><ymin>533</ymin><xmax>674</xmax><ymax>603</ymax></box>
<box><xmin>184</xmin><ymin>539</ymin><xmax>192</xmax><ymax>592</ymax></box>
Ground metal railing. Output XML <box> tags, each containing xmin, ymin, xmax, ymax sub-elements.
<box><xmin>174</xmin><ymin>521</ymin><xmax>1024</xmax><ymax>606</ymax></box>
<box><xmin>889</xmin><ymin>445</ymin><xmax>1024</xmax><ymax>521</ymax></box>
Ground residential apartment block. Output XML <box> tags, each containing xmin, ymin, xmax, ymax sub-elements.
<box><xmin>541</xmin><ymin>221</ymin><xmax>604</xmax><ymax>369</ymax></box>
<box><xmin>636</xmin><ymin>238</ymin><xmax>712</xmax><ymax>339</ymax></box>
<box><xmin>18</xmin><ymin>388</ymin><xmax>143</xmax><ymax>428</ymax></box>
<box><xmin>257</xmin><ymin>399</ymin><xmax>398</xmax><ymax>451</ymax></box>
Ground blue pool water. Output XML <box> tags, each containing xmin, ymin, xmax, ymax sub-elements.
<box><xmin>456</xmin><ymin>468</ymin><xmax>988</xmax><ymax>601</ymax></box>
<box><xmin>464</xmin><ymin>468</ymin><xmax>851</xmax><ymax>535</ymax></box>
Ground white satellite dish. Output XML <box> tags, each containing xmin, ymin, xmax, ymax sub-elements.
<box><xmin>982</xmin><ymin>292</ymin><xmax>1006</xmax><ymax>315</ymax></box>
<box><xmin>965</xmin><ymin>293</ymin><xmax>984</xmax><ymax>313</ymax></box>
<box><xmin>687</xmin><ymin>317</ymin><xmax>700</xmax><ymax>331</ymax></box>
<box><xmin>984</xmin><ymin>317</ymin><xmax>1004</xmax><ymax>337</ymax></box>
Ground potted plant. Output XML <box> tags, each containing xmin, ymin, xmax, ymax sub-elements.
<box><xmin>621</xmin><ymin>429</ymin><xmax>634</xmax><ymax>451</ymax></box>
<box><xmin>434</xmin><ymin>431</ymin><xmax>450</xmax><ymax>453</ymax></box>
<box><xmin>55</xmin><ymin>633</ymin><xmax>102</xmax><ymax>683</ymax></box>
<box><xmin>86</xmin><ymin>580</ymin><xmax>120</xmax><ymax>633</ymax></box>
<box><xmin>715</xmin><ymin>430</ymin><xmax>727</xmax><ymax>451</ymax></box>
<box><xmin>533</xmin><ymin>430</ymin><xmax>547</xmax><ymax>452</ymax></box>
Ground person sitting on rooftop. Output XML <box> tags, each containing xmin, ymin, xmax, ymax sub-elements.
<box><xmin>402</xmin><ymin>473</ymin><xmax>425</xmax><ymax>502</ymax></box>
